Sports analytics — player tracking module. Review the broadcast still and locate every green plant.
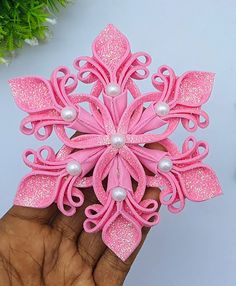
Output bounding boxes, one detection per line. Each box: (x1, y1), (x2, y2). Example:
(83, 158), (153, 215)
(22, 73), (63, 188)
(0, 0), (71, 64)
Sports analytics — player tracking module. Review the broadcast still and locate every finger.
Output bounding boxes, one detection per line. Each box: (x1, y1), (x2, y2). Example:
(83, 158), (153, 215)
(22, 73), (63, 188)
(3, 204), (58, 225)
(52, 187), (99, 241)
(145, 141), (167, 152)
(94, 186), (160, 286)
(77, 231), (106, 268)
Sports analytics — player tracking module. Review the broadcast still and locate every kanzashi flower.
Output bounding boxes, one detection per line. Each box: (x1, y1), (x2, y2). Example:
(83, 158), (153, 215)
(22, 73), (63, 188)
(9, 24), (222, 261)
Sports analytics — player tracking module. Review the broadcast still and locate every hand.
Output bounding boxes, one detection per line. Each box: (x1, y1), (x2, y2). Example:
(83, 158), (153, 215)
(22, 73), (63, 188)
(0, 143), (161, 286)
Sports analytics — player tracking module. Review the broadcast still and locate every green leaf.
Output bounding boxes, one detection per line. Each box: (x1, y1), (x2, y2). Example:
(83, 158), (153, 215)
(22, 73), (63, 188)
(0, 0), (71, 64)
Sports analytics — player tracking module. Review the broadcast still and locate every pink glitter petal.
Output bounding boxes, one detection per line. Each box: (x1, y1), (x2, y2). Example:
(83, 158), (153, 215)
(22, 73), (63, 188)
(176, 72), (215, 107)
(14, 173), (58, 208)
(102, 213), (142, 261)
(9, 77), (54, 113)
(93, 24), (130, 72)
(181, 165), (222, 201)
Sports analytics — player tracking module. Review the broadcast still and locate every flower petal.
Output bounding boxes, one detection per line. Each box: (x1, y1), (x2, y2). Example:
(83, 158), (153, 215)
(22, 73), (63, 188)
(175, 71), (215, 107)
(70, 146), (105, 176)
(181, 165), (222, 201)
(92, 24), (130, 73)
(93, 146), (118, 204)
(119, 146), (146, 202)
(102, 211), (142, 261)
(107, 155), (133, 193)
(103, 91), (128, 126)
(9, 77), (55, 113)
(131, 145), (166, 175)
(14, 172), (58, 208)
(129, 103), (167, 134)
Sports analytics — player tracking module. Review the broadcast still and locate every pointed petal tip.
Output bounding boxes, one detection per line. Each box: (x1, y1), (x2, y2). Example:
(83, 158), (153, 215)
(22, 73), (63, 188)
(102, 213), (142, 261)
(105, 23), (118, 31)
(213, 185), (223, 197)
(96, 24), (123, 41)
(8, 76), (54, 112)
(101, 24), (123, 35)
(8, 77), (21, 92)
(181, 166), (222, 202)
(115, 249), (133, 262)
(15, 173), (58, 208)
(8, 78), (14, 86)
(176, 71), (216, 107)
(206, 71), (216, 82)
(93, 24), (130, 72)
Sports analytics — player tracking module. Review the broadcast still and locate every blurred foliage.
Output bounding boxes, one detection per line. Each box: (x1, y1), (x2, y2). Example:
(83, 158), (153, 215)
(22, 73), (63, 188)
(0, 0), (70, 64)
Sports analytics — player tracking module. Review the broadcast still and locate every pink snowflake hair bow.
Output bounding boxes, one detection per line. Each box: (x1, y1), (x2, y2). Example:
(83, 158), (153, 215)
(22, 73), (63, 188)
(9, 24), (222, 261)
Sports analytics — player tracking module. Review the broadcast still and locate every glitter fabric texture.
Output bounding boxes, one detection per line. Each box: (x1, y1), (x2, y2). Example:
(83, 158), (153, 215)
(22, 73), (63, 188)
(9, 25), (222, 261)
(10, 77), (55, 111)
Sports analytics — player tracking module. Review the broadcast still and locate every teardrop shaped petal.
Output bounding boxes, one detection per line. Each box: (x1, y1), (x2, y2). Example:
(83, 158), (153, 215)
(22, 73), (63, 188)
(102, 213), (142, 261)
(93, 24), (130, 73)
(181, 165), (222, 201)
(176, 72), (215, 107)
(9, 77), (55, 113)
(15, 172), (58, 208)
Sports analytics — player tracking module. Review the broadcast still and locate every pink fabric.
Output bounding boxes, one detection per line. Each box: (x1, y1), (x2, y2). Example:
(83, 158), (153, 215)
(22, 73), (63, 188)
(9, 24), (222, 261)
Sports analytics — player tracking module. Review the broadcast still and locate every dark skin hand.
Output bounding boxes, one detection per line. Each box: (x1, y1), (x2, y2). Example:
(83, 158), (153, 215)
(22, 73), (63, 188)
(0, 142), (163, 286)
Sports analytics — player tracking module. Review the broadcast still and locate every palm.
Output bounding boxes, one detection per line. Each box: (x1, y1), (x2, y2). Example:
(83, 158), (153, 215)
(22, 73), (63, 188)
(0, 177), (160, 286)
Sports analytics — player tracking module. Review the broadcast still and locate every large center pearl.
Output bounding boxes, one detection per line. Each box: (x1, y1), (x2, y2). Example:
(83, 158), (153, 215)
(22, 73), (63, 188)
(105, 83), (121, 97)
(158, 158), (173, 173)
(61, 106), (77, 122)
(66, 160), (82, 176)
(155, 102), (170, 116)
(112, 187), (127, 201)
(111, 134), (126, 149)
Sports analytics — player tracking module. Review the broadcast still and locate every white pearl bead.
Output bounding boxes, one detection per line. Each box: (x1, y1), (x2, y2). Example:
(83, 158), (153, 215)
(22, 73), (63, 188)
(105, 83), (121, 97)
(111, 134), (126, 149)
(61, 107), (77, 122)
(158, 158), (173, 173)
(112, 187), (127, 201)
(66, 160), (82, 176)
(155, 102), (170, 116)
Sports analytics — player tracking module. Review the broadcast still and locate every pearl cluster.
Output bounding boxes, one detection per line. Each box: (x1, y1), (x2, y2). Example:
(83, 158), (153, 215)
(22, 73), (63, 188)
(158, 158), (173, 173)
(112, 187), (127, 201)
(61, 106), (77, 122)
(66, 160), (82, 176)
(155, 102), (170, 116)
(105, 83), (121, 97)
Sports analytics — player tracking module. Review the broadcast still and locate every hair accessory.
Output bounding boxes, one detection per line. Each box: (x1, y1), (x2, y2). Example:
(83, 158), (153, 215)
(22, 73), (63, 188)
(9, 25), (222, 261)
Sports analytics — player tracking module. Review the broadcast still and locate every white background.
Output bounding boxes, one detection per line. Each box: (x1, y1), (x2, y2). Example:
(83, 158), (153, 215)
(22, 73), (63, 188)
(0, 0), (235, 285)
